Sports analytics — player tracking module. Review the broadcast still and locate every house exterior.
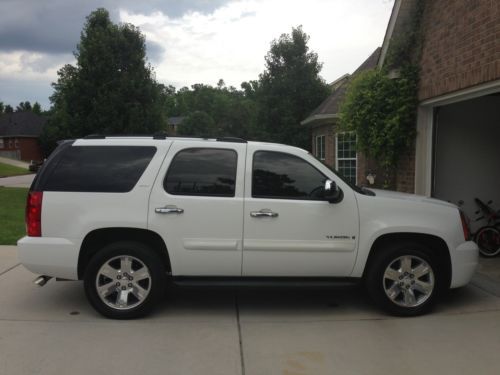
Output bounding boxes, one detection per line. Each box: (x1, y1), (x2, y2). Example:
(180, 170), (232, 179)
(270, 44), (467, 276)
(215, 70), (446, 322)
(0, 111), (46, 161)
(304, 0), (500, 222)
(301, 48), (381, 186)
(166, 116), (185, 136)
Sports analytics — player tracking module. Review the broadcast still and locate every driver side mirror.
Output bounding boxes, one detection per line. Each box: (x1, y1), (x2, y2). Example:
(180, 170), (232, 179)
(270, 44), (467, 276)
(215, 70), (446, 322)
(324, 180), (343, 203)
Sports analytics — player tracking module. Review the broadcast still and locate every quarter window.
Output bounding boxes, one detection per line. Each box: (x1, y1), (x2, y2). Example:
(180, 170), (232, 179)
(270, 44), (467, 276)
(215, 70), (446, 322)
(164, 148), (237, 197)
(315, 135), (325, 160)
(43, 146), (157, 192)
(336, 132), (357, 185)
(252, 151), (327, 200)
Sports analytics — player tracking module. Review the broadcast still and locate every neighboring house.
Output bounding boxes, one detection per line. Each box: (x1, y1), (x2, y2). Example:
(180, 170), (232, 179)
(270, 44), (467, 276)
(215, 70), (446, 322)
(304, 0), (500, 222)
(301, 48), (381, 186)
(0, 111), (46, 161)
(166, 116), (185, 136)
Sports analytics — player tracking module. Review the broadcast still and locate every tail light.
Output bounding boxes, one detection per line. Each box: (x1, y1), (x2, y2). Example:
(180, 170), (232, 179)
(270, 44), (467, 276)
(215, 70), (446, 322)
(26, 191), (43, 237)
(459, 210), (471, 241)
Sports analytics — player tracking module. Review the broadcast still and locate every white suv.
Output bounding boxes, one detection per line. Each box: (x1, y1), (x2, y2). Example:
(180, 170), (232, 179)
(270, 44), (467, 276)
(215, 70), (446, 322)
(18, 136), (478, 319)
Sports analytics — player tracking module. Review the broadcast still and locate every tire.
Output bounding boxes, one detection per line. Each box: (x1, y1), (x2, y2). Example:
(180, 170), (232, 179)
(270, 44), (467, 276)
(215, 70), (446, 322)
(365, 242), (441, 316)
(475, 226), (500, 257)
(84, 241), (167, 319)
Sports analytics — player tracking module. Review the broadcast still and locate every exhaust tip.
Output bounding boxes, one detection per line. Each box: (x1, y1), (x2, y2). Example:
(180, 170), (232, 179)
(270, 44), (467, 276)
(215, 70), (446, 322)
(33, 275), (52, 287)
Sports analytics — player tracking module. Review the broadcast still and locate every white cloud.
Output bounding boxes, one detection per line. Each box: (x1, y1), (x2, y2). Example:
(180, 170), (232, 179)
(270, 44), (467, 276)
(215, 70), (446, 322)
(121, 0), (394, 88)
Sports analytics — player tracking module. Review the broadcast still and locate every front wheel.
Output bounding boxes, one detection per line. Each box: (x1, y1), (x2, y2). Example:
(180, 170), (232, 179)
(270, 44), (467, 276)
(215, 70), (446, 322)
(365, 242), (440, 316)
(84, 241), (166, 319)
(475, 226), (500, 257)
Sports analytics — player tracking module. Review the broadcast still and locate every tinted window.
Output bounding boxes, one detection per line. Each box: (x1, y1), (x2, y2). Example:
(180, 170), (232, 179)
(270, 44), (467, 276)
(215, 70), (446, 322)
(164, 148), (237, 197)
(253, 151), (327, 200)
(43, 146), (156, 192)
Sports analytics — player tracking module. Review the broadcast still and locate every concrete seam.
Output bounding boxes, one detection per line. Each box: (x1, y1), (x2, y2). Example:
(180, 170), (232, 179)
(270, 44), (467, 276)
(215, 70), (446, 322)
(235, 293), (246, 375)
(0, 263), (20, 278)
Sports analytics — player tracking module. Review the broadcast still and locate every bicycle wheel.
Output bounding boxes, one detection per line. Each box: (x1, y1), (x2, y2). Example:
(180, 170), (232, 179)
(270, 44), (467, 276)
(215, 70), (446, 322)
(475, 226), (500, 257)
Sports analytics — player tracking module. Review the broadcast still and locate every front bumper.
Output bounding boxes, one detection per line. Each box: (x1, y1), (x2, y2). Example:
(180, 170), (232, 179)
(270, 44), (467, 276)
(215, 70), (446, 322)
(17, 236), (81, 280)
(450, 240), (479, 288)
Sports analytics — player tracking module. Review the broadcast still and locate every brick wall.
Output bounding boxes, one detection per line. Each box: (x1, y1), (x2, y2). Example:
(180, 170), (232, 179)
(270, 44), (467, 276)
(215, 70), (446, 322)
(419, 0), (500, 100)
(0, 137), (43, 161)
(395, 144), (416, 193)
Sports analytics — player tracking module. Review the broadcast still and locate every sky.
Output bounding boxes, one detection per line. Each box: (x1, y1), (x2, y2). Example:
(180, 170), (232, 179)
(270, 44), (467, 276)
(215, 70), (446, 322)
(0, 0), (395, 110)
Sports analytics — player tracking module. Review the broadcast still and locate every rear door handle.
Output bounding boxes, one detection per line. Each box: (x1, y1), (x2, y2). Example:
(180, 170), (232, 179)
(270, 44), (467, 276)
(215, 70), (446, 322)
(250, 209), (278, 218)
(155, 205), (184, 214)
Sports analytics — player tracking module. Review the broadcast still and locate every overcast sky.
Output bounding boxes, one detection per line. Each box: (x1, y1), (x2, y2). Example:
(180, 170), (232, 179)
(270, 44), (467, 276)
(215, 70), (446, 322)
(0, 0), (394, 109)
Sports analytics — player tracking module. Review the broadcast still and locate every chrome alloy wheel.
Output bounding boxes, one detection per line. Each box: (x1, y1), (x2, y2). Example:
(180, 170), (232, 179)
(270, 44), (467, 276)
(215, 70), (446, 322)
(382, 255), (435, 308)
(95, 255), (152, 310)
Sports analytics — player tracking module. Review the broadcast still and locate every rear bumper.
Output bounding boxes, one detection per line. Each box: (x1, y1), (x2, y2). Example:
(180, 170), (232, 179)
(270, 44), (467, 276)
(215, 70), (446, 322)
(450, 241), (478, 288)
(17, 236), (81, 280)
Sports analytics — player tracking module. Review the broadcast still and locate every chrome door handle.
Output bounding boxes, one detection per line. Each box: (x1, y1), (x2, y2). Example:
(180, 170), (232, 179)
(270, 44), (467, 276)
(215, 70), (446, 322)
(155, 205), (184, 214)
(250, 209), (278, 218)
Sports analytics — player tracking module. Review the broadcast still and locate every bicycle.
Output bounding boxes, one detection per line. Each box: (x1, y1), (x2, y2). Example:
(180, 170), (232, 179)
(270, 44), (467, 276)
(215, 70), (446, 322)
(473, 198), (500, 257)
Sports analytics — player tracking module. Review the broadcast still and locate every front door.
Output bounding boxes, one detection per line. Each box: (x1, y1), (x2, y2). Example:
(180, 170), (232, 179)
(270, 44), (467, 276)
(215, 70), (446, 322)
(242, 144), (359, 276)
(148, 141), (246, 276)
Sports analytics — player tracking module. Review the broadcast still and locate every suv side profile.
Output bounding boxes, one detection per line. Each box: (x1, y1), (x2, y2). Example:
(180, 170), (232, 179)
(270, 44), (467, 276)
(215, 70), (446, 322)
(18, 136), (478, 319)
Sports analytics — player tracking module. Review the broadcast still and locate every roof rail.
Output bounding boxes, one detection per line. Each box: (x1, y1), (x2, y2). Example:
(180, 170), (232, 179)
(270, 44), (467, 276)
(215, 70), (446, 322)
(82, 133), (168, 140)
(216, 137), (247, 143)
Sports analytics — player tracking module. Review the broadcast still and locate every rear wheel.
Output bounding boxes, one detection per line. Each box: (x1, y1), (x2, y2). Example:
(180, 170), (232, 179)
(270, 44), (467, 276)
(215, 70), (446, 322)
(84, 241), (166, 319)
(475, 226), (500, 257)
(365, 242), (441, 316)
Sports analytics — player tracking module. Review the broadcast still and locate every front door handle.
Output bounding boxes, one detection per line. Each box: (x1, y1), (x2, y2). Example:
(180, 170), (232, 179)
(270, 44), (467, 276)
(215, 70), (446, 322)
(250, 209), (278, 218)
(155, 205), (184, 214)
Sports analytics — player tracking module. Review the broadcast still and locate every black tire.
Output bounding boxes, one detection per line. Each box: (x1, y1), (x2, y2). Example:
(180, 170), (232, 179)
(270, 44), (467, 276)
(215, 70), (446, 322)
(475, 226), (500, 257)
(84, 241), (166, 319)
(365, 242), (442, 316)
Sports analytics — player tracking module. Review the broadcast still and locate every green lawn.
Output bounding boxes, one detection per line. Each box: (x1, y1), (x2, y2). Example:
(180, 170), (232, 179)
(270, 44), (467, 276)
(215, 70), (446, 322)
(0, 187), (28, 245)
(0, 162), (29, 177)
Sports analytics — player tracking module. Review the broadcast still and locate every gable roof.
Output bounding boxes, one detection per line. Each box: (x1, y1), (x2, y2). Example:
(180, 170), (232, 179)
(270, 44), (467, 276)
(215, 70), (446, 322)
(301, 47), (381, 126)
(0, 111), (46, 137)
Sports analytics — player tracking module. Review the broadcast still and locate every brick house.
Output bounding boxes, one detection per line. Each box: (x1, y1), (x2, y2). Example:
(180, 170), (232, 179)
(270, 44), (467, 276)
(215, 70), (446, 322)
(304, 0), (500, 222)
(301, 48), (381, 186)
(0, 111), (46, 161)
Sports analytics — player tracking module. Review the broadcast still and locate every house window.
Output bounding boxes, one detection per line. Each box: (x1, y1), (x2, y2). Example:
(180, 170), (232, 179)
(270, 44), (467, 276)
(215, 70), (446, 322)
(14, 139), (19, 149)
(315, 135), (326, 160)
(0, 139), (4, 148)
(336, 132), (357, 185)
(8, 139), (13, 148)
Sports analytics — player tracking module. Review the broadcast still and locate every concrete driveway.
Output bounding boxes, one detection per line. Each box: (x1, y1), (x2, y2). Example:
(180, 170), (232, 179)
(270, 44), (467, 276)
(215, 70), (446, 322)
(0, 174), (35, 188)
(1, 245), (500, 375)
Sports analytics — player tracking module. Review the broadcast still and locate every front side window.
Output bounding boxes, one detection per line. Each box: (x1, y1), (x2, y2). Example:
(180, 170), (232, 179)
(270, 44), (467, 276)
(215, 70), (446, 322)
(315, 135), (325, 160)
(252, 151), (327, 200)
(164, 148), (237, 197)
(336, 132), (357, 185)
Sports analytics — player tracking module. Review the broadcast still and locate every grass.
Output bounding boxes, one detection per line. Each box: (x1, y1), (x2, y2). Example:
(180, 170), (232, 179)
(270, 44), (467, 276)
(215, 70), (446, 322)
(0, 162), (29, 178)
(0, 187), (28, 245)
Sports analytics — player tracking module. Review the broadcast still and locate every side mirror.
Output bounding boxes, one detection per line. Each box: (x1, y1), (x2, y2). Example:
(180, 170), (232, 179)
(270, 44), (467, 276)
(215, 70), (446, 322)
(324, 180), (343, 203)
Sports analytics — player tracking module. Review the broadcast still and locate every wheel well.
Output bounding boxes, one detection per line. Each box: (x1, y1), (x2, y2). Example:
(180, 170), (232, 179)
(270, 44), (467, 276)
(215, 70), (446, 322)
(78, 228), (171, 279)
(363, 233), (452, 288)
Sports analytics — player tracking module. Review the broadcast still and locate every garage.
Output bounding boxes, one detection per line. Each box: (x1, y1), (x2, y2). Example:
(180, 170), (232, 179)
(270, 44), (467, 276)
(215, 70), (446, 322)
(432, 94), (500, 231)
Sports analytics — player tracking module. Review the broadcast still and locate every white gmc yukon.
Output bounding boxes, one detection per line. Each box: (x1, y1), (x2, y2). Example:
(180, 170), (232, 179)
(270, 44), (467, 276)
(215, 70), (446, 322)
(18, 136), (478, 319)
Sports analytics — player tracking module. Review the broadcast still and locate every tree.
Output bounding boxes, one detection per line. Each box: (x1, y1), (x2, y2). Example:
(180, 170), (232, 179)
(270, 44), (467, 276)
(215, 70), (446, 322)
(254, 26), (329, 149)
(32, 102), (42, 115)
(177, 111), (218, 138)
(42, 8), (167, 153)
(16, 101), (32, 112)
(4, 105), (13, 113)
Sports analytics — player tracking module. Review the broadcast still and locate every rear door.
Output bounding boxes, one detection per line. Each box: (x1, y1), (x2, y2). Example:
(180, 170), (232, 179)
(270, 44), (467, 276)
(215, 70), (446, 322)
(148, 140), (246, 276)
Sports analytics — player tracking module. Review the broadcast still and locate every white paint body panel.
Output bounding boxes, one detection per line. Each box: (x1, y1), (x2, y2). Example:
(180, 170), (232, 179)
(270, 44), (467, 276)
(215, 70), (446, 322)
(17, 138), (477, 290)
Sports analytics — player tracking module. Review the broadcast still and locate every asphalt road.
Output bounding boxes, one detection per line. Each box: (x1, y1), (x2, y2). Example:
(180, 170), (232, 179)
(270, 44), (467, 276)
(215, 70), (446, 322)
(1, 245), (499, 375)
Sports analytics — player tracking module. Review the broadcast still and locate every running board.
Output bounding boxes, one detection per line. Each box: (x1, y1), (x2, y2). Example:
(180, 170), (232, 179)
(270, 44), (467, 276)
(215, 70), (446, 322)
(172, 276), (360, 288)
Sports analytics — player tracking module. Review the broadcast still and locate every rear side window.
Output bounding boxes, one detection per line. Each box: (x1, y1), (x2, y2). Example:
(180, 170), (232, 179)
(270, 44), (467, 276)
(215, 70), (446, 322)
(164, 148), (237, 197)
(43, 146), (156, 192)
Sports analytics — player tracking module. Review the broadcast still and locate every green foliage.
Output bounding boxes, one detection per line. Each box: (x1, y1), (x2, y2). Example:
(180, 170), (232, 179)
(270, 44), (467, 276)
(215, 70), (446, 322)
(253, 26), (329, 149)
(170, 83), (259, 139)
(16, 101), (32, 112)
(339, 66), (419, 178)
(32, 102), (42, 115)
(0, 187), (28, 245)
(4, 105), (13, 113)
(41, 8), (167, 154)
